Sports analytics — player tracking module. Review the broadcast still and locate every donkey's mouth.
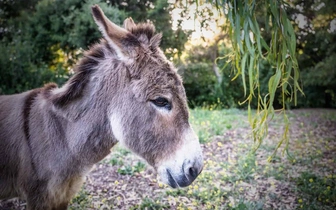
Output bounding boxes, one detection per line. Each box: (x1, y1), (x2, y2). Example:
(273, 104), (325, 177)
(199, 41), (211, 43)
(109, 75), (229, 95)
(166, 169), (192, 188)
(166, 169), (178, 188)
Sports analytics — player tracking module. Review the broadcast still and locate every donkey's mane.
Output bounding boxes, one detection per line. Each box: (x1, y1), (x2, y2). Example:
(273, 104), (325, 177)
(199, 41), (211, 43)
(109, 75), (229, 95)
(51, 42), (106, 107)
(125, 22), (161, 51)
(129, 23), (156, 40)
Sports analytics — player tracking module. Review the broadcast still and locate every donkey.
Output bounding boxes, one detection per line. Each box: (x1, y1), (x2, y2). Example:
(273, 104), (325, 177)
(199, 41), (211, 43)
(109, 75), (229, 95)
(0, 5), (203, 210)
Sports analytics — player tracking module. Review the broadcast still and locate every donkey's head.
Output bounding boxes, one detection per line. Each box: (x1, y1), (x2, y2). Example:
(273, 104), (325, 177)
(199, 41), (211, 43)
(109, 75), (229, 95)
(90, 5), (203, 188)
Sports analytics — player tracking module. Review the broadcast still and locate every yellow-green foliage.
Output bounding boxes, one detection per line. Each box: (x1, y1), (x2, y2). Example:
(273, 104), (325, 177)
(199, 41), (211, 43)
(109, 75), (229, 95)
(215, 0), (303, 155)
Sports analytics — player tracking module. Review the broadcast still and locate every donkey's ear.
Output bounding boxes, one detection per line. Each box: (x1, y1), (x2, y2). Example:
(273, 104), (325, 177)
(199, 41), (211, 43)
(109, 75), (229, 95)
(123, 17), (136, 31)
(91, 5), (129, 59)
(150, 33), (162, 48)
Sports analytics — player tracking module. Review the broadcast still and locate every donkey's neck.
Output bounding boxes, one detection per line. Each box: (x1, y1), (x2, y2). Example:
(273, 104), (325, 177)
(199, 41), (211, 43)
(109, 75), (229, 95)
(49, 41), (126, 164)
(68, 111), (117, 164)
(54, 84), (120, 164)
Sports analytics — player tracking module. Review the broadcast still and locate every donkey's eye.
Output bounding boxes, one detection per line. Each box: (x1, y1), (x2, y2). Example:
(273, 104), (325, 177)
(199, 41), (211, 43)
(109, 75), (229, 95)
(151, 97), (172, 110)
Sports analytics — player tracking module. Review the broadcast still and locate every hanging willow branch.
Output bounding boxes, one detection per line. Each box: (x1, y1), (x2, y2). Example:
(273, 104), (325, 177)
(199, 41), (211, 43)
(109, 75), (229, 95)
(210, 0), (303, 158)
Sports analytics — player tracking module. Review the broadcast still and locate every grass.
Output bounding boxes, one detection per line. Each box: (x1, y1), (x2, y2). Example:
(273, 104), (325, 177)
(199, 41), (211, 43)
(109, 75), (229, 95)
(67, 108), (336, 209)
(130, 198), (170, 210)
(295, 172), (336, 209)
(190, 108), (247, 143)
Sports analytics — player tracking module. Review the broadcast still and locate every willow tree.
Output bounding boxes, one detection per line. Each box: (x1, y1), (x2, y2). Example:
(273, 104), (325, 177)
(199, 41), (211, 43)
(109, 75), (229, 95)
(196, 0), (302, 157)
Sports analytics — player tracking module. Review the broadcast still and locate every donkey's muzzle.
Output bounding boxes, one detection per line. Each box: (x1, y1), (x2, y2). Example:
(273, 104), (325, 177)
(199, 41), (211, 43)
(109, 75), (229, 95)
(166, 159), (203, 188)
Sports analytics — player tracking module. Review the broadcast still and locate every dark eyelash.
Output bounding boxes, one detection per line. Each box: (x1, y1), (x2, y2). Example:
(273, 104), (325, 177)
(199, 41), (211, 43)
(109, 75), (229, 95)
(151, 97), (172, 110)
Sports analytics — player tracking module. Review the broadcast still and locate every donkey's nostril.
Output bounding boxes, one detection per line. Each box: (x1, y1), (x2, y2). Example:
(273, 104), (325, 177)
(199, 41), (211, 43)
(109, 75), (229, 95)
(183, 160), (201, 181)
(188, 166), (198, 180)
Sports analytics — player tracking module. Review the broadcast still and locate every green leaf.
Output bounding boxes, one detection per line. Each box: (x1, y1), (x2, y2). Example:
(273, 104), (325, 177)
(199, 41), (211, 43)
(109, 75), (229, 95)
(268, 69), (281, 107)
(235, 14), (244, 54)
(248, 17), (263, 56)
(244, 19), (254, 56)
(241, 53), (248, 96)
(248, 56), (255, 96)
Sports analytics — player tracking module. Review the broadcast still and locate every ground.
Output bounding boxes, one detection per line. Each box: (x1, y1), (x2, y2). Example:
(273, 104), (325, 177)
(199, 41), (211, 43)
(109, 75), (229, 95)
(1, 108), (335, 209)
